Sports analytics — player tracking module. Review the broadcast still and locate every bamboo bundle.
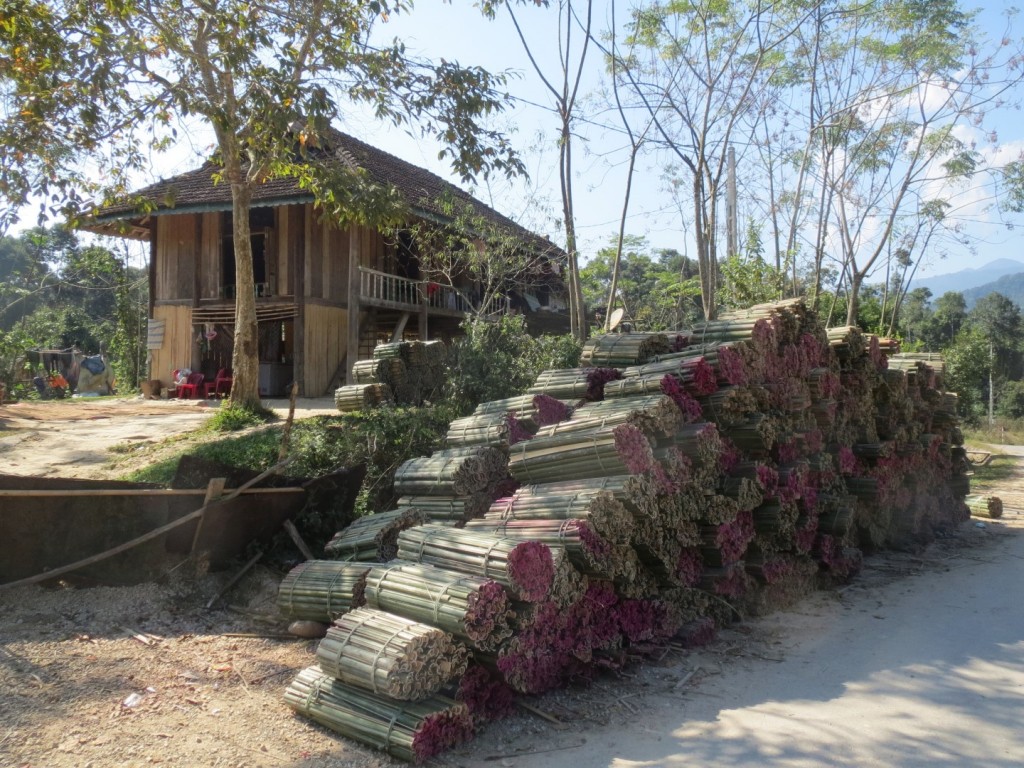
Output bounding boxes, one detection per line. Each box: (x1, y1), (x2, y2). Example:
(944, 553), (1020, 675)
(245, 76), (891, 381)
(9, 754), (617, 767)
(537, 394), (683, 440)
(654, 423), (724, 476)
(507, 426), (633, 485)
(611, 358), (719, 398)
(352, 358), (388, 385)
(700, 510), (755, 566)
(700, 385), (759, 426)
(324, 507), (426, 561)
(364, 561), (514, 650)
(396, 494), (489, 523)
(719, 476), (764, 511)
(638, 342), (747, 384)
(528, 367), (622, 401)
(722, 414), (778, 454)
(335, 383), (394, 412)
(393, 447), (507, 497)
(487, 486), (634, 544)
(473, 393), (575, 427)
(463, 517), (624, 580)
(396, 524), (555, 602)
(966, 495), (1003, 519)
(454, 663), (517, 724)
(580, 332), (672, 367)
(372, 342), (406, 361)
(827, 326), (867, 360)
(316, 608), (470, 700)
(445, 412), (516, 448)
(284, 666), (474, 763)
(277, 561), (369, 622)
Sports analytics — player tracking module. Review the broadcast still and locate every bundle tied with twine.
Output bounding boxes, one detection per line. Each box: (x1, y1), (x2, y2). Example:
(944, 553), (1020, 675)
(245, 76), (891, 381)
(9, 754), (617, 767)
(316, 607), (470, 701)
(324, 507), (426, 562)
(335, 383), (394, 413)
(363, 561), (514, 651)
(277, 561), (370, 622)
(284, 666), (474, 763)
(394, 446), (508, 498)
(396, 523), (556, 603)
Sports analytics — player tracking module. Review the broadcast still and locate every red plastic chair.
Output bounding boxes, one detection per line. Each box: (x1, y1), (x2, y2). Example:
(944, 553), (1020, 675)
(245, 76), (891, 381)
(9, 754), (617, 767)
(203, 368), (233, 398)
(177, 372), (205, 399)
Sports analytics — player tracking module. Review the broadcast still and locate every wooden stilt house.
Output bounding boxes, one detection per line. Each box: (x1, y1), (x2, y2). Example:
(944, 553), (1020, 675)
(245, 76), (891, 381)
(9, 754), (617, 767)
(85, 129), (568, 396)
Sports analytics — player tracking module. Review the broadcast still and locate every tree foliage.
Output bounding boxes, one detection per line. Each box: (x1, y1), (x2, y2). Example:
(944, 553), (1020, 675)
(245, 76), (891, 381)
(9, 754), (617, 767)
(1, 0), (525, 407)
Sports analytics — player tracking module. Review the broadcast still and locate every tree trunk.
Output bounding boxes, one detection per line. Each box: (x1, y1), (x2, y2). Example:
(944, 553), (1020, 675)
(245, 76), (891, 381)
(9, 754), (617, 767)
(228, 182), (261, 408)
(845, 271), (864, 327)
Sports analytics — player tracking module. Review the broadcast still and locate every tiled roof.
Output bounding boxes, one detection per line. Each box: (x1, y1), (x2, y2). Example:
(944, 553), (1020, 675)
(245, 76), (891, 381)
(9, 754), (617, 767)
(94, 127), (562, 257)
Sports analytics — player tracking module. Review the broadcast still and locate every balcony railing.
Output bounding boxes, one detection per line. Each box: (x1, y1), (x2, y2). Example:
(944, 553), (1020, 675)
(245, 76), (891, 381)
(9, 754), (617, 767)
(358, 267), (511, 317)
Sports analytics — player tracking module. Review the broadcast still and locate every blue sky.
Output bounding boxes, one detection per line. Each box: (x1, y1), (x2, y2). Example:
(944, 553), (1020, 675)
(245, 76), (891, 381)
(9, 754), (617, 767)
(348, 1), (1024, 281)
(9, 1), (1023, 283)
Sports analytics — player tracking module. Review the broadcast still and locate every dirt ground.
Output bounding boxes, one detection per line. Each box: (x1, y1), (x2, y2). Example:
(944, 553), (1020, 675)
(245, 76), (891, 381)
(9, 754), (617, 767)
(0, 396), (338, 478)
(1, 402), (1022, 768)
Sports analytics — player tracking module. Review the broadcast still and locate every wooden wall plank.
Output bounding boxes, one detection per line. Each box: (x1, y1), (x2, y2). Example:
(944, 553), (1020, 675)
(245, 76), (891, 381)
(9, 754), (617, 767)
(149, 304), (193, 386)
(200, 212), (220, 299)
(303, 303), (347, 396)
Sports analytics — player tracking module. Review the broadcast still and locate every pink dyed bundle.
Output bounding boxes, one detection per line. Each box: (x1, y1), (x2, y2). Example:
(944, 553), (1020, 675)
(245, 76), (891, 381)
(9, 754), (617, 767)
(457, 664), (517, 723)
(661, 374), (704, 422)
(585, 367), (623, 400)
(677, 616), (717, 648)
(533, 394), (573, 426)
(505, 414), (534, 446)
(717, 346), (747, 385)
(613, 423), (655, 474)
(505, 540), (557, 602)
(675, 547), (703, 587)
(412, 709), (476, 762)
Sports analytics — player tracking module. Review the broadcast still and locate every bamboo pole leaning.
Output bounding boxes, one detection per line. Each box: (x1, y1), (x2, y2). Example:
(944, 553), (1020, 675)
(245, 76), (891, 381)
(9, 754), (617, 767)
(316, 607), (470, 700)
(284, 666), (474, 763)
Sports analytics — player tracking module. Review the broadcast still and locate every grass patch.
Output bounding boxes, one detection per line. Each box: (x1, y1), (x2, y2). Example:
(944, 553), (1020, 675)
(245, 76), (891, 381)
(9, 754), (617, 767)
(203, 401), (275, 432)
(962, 418), (1024, 446)
(968, 452), (1018, 494)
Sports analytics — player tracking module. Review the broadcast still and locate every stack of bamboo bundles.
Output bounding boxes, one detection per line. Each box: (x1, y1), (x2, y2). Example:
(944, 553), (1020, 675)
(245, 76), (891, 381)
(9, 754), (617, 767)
(335, 383), (394, 412)
(286, 297), (976, 762)
(324, 507), (426, 561)
(277, 561), (370, 622)
(284, 666), (473, 762)
(316, 607), (470, 700)
(344, 340), (449, 407)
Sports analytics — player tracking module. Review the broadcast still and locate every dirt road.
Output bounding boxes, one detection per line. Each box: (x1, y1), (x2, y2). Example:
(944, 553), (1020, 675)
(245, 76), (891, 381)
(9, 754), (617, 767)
(0, 396), (338, 478)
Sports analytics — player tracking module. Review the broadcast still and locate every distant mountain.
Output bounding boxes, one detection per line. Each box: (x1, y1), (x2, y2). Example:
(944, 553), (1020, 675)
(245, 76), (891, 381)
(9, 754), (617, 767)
(960, 273), (1024, 310)
(912, 258), (1024, 298)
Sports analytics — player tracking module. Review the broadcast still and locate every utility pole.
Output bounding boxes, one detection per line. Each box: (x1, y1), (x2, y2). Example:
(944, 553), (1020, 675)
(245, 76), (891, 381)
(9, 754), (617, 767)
(726, 145), (738, 258)
(989, 341), (995, 425)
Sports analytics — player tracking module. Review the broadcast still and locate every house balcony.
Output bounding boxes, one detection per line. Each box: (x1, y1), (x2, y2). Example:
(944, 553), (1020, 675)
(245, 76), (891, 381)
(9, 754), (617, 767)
(357, 267), (510, 318)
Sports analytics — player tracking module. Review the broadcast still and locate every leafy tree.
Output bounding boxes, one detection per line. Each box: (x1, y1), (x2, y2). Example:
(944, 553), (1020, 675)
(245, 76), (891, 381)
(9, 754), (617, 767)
(967, 291), (1023, 382)
(1, 0), (524, 409)
(930, 291), (967, 348)
(996, 380), (1024, 421)
(943, 326), (989, 420)
(443, 315), (581, 415)
(580, 237), (701, 330)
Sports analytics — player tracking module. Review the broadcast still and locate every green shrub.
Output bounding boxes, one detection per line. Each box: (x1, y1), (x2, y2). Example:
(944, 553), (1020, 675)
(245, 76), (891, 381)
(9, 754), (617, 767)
(205, 401), (275, 431)
(444, 316), (581, 415)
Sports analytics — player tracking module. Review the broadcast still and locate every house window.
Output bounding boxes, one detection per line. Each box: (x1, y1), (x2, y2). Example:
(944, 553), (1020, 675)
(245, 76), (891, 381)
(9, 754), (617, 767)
(221, 208), (274, 298)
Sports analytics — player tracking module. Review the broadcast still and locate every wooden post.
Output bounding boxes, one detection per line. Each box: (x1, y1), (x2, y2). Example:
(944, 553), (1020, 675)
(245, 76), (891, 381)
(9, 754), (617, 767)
(190, 477), (227, 555)
(420, 283), (429, 341)
(346, 225), (361, 385)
